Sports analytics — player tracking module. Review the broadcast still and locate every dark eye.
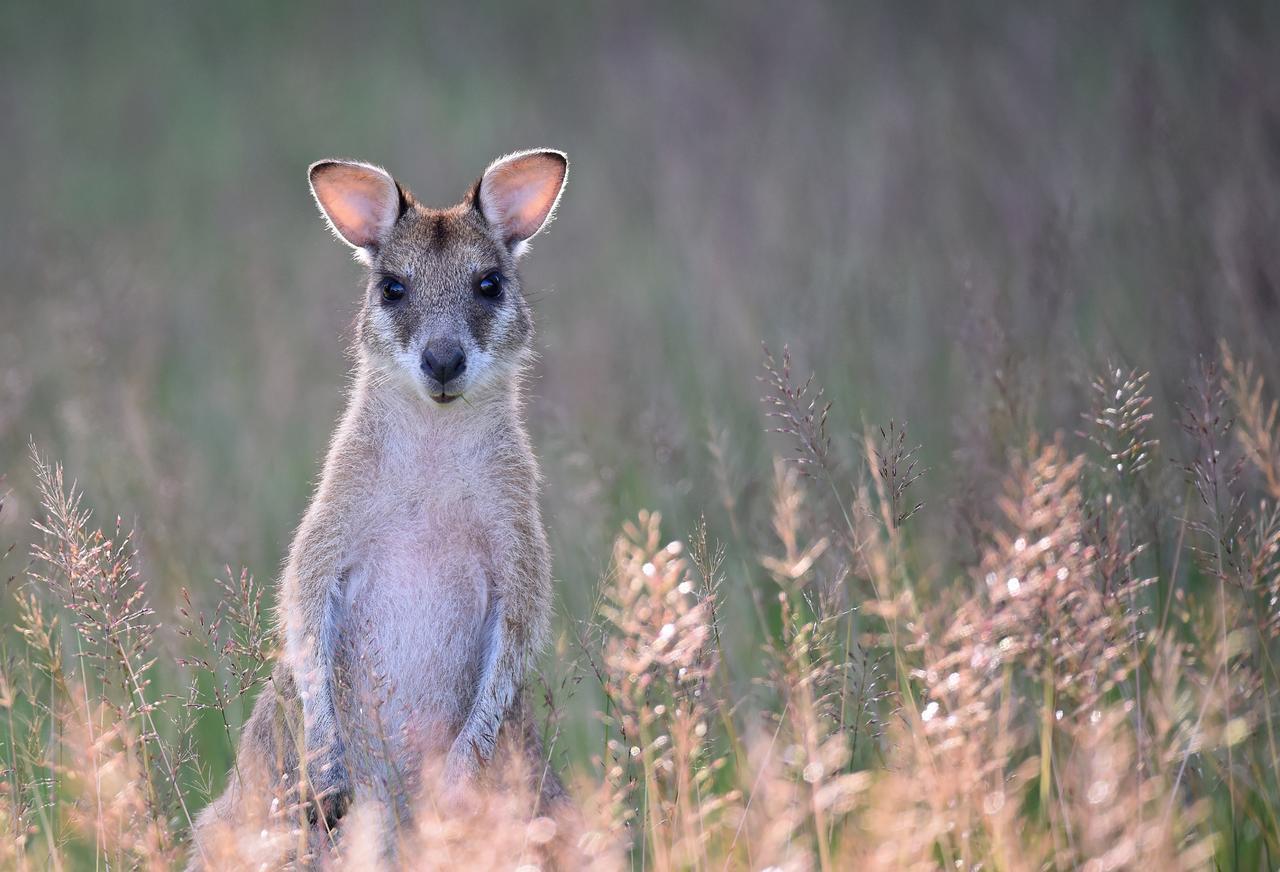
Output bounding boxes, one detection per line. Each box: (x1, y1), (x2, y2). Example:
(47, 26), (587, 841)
(381, 279), (406, 303)
(476, 270), (504, 299)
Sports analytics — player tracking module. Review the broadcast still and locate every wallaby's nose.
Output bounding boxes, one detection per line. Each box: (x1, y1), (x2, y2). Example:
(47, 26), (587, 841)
(421, 341), (467, 386)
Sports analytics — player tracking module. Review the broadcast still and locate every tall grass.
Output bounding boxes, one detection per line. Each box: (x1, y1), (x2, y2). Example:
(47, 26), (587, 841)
(3, 342), (1280, 869)
(4, 3), (1280, 869)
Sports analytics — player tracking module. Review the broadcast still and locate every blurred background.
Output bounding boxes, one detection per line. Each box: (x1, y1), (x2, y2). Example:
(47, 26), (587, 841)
(2, 0), (1279, 777)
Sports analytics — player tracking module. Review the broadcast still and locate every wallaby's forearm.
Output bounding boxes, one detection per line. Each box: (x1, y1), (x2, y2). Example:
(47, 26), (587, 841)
(280, 492), (356, 800)
(283, 565), (341, 752)
(451, 606), (524, 767)
(450, 510), (551, 772)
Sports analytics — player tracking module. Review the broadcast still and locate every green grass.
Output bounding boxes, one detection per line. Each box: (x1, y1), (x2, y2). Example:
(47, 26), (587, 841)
(2, 2), (1280, 868)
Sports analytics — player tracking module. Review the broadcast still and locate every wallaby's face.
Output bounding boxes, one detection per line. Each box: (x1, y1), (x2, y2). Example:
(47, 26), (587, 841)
(309, 150), (568, 405)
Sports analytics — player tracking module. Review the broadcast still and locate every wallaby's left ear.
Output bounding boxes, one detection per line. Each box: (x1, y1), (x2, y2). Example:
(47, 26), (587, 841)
(476, 149), (568, 256)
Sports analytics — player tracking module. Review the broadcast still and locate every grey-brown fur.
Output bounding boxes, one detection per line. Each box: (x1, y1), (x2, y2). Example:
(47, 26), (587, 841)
(360, 199), (529, 358)
(188, 150), (569, 869)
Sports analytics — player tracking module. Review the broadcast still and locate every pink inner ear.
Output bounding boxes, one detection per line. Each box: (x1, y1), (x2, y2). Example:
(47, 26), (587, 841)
(312, 164), (399, 249)
(480, 154), (566, 246)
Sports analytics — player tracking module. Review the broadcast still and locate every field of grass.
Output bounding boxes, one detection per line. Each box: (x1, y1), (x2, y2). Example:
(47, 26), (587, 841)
(3, 2), (1280, 868)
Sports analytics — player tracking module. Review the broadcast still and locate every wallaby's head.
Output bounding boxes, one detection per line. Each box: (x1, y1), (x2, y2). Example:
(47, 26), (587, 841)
(308, 150), (568, 405)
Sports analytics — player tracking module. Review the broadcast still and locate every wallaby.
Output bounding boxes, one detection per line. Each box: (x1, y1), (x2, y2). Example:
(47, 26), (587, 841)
(188, 149), (569, 868)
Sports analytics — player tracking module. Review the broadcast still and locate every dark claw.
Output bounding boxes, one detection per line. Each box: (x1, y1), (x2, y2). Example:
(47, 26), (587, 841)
(307, 784), (352, 830)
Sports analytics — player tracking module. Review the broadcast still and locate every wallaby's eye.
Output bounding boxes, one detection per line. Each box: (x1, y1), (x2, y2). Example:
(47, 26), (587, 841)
(380, 279), (406, 303)
(476, 270), (504, 300)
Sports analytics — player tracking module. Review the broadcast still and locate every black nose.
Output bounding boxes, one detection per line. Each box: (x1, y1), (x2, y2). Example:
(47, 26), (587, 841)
(421, 342), (467, 385)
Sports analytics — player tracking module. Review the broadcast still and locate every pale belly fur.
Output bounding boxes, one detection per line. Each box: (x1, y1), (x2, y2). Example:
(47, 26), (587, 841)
(331, 504), (492, 802)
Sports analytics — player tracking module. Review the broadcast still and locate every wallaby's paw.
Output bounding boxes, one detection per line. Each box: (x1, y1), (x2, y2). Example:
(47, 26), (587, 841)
(309, 784), (353, 831)
(444, 733), (484, 782)
(438, 774), (481, 816)
(439, 738), (485, 812)
(305, 758), (353, 831)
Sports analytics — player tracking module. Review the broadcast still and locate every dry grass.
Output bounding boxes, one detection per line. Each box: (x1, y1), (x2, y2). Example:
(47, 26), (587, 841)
(1, 342), (1278, 870)
(3, 10), (1280, 868)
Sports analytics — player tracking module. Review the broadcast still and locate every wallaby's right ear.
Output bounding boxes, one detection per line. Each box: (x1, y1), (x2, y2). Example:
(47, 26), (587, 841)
(308, 160), (405, 258)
